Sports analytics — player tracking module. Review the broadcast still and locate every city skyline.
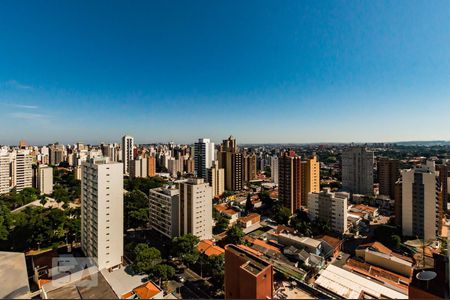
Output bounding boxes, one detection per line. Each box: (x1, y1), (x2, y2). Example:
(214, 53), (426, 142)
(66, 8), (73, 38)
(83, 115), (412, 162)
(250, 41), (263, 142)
(1, 1), (450, 145)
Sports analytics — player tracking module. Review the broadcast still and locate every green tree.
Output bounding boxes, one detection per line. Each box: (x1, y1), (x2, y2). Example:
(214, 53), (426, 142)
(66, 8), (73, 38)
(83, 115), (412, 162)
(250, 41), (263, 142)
(213, 214), (230, 234)
(124, 190), (150, 229)
(172, 234), (200, 266)
(151, 264), (175, 283)
(206, 254), (224, 289)
(273, 205), (291, 225)
(0, 203), (12, 240)
(133, 243), (162, 274)
(223, 224), (244, 245)
(389, 235), (401, 250)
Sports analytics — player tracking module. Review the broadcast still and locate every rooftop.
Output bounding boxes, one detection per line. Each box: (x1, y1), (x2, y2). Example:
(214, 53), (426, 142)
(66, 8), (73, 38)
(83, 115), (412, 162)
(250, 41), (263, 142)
(197, 240), (225, 257)
(0, 251), (30, 299)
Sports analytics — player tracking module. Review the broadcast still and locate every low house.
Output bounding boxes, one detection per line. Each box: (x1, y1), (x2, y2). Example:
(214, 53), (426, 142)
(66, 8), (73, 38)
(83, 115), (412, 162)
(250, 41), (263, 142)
(315, 235), (343, 258)
(283, 246), (324, 269)
(349, 204), (379, 220)
(214, 204), (240, 224)
(237, 213), (261, 229)
(121, 281), (164, 299)
(275, 232), (323, 256)
(355, 242), (413, 277)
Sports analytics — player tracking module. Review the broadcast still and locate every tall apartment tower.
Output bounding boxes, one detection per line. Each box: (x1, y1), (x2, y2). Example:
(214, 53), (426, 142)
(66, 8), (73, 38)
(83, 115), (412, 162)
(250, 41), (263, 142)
(194, 138), (215, 180)
(36, 165), (53, 195)
(0, 153), (10, 195)
(81, 157), (123, 270)
(207, 161), (225, 198)
(147, 155), (156, 177)
(224, 244), (273, 299)
(149, 185), (180, 238)
(342, 147), (374, 195)
(271, 156), (279, 185)
(301, 155), (320, 202)
(179, 178), (212, 240)
(436, 162), (449, 213)
(218, 136), (243, 191)
(377, 157), (400, 199)
(307, 189), (349, 234)
(243, 152), (257, 183)
(15, 152), (33, 192)
(278, 151), (302, 214)
(401, 161), (442, 242)
(394, 179), (403, 228)
(130, 157), (148, 178)
(122, 135), (134, 175)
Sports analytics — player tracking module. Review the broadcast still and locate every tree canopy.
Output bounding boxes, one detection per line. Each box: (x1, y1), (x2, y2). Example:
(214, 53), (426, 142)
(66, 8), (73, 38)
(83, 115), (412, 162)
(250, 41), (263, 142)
(223, 224), (244, 245)
(171, 234), (200, 265)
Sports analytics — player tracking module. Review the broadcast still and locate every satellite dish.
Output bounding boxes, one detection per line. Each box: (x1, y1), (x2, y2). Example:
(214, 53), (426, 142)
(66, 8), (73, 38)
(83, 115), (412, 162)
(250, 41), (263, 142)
(416, 270), (437, 281)
(416, 270), (437, 289)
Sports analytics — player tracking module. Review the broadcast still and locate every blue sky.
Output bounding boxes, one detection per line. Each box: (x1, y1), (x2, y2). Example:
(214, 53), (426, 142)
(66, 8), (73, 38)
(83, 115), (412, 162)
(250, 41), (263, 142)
(0, 1), (449, 145)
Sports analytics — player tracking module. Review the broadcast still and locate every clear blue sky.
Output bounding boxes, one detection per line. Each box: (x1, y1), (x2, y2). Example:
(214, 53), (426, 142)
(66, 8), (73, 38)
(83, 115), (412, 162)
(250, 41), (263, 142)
(1, 1), (449, 145)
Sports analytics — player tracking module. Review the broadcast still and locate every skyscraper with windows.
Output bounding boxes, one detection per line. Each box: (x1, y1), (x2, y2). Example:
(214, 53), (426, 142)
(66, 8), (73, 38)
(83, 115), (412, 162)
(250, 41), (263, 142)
(81, 157), (123, 270)
(122, 135), (134, 175)
(194, 138), (215, 180)
(342, 147), (374, 195)
(278, 151), (302, 214)
(14, 152), (32, 192)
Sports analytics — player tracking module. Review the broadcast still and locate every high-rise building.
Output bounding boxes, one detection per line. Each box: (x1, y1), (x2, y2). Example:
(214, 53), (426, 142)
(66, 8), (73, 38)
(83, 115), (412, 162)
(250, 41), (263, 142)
(168, 157), (184, 178)
(271, 156), (279, 185)
(218, 136), (243, 191)
(243, 152), (257, 183)
(278, 151), (302, 214)
(377, 157), (400, 200)
(184, 157), (195, 174)
(101, 143), (117, 162)
(301, 155), (320, 202)
(207, 161), (225, 198)
(149, 185), (180, 238)
(14, 152), (32, 192)
(122, 135), (134, 175)
(342, 147), (374, 195)
(436, 162), (449, 213)
(130, 157), (148, 178)
(194, 138), (215, 180)
(81, 157), (123, 270)
(49, 144), (65, 166)
(394, 179), (403, 228)
(147, 155), (156, 177)
(224, 244), (273, 299)
(36, 165), (53, 195)
(179, 178), (212, 240)
(401, 161), (442, 242)
(0, 153), (10, 195)
(307, 189), (349, 234)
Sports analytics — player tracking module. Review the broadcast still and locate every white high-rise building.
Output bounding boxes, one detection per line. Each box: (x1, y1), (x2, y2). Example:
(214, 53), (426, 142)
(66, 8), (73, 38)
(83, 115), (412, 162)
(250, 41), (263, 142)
(36, 165), (53, 195)
(14, 152), (33, 192)
(179, 178), (213, 240)
(342, 147), (374, 195)
(207, 160), (224, 198)
(0, 153), (10, 195)
(194, 138), (215, 181)
(401, 161), (441, 242)
(271, 156), (279, 185)
(308, 189), (349, 234)
(81, 157), (123, 270)
(149, 185), (180, 238)
(122, 135), (134, 175)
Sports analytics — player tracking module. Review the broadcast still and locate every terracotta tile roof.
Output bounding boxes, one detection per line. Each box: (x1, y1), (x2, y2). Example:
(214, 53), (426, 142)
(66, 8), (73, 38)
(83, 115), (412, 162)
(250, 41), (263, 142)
(245, 236), (281, 254)
(197, 240), (225, 257)
(359, 241), (392, 255)
(238, 213), (260, 224)
(352, 204), (378, 213)
(134, 281), (162, 299)
(315, 235), (342, 249)
(124, 281), (162, 299)
(238, 245), (264, 257)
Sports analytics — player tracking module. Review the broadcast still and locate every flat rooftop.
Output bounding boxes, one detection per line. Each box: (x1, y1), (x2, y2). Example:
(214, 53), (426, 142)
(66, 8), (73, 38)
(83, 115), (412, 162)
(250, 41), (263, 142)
(46, 272), (117, 299)
(226, 244), (272, 276)
(0, 251), (30, 299)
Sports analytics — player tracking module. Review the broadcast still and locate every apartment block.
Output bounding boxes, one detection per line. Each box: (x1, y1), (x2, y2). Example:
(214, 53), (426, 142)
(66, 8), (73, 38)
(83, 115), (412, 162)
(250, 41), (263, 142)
(81, 157), (123, 270)
(149, 185), (180, 238)
(342, 147), (374, 195)
(179, 178), (212, 240)
(308, 189), (349, 234)
(36, 164), (53, 195)
(301, 155), (320, 203)
(14, 152), (33, 192)
(278, 151), (302, 214)
(207, 161), (224, 198)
